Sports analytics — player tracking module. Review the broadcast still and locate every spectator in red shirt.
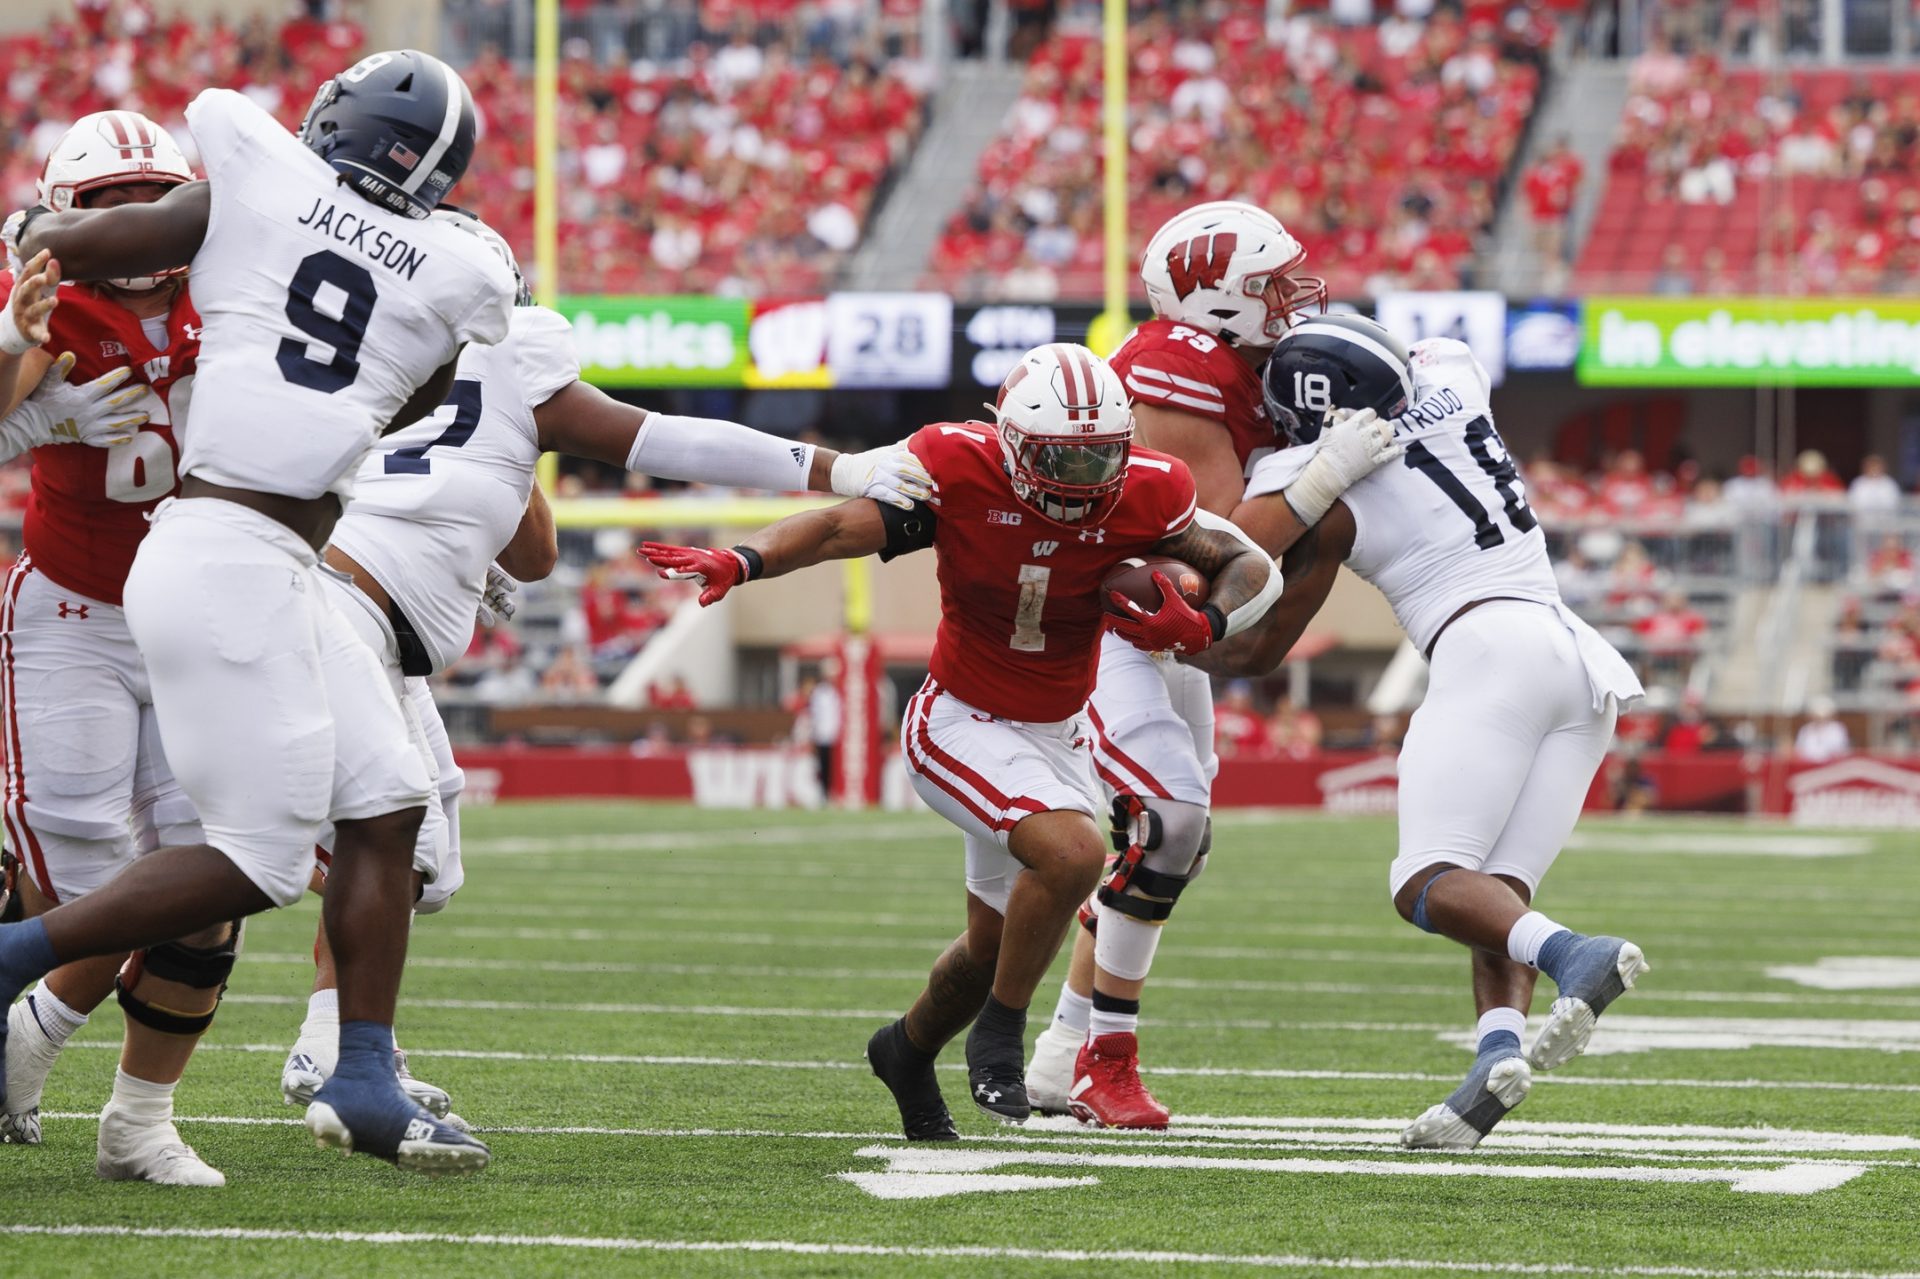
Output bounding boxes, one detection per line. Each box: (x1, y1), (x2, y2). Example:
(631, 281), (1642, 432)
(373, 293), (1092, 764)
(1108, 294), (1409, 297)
(1636, 590), (1707, 653)
(1214, 682), (1270, 759)
(1661, 697), (1710, 756)
(1599, 450), (1662, 515)
(1779, 449), (1845, 497)
(1523, 135), (1584, 263)
(648, 676), (699, 711)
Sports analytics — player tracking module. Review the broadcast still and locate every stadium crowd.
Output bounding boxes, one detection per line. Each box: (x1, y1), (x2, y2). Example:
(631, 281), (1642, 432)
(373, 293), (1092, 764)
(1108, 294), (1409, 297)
(926, 1), (1558, 300)
(0, 0), (929, 297)
(1577, 53), (1920, 291)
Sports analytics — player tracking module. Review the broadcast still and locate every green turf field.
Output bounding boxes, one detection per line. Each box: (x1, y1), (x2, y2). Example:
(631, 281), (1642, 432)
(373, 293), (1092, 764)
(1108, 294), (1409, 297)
(4, 803), (1918, 1278)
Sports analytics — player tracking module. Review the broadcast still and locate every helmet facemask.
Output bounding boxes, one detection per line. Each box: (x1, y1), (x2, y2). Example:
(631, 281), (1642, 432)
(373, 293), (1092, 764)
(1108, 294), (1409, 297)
(998, 421), (1130, 525)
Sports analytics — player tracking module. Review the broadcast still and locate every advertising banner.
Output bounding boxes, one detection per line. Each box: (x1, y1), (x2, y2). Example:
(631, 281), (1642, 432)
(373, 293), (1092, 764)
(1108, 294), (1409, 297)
(563, 294), (957, 389)
(1579, 297), (1920, 386)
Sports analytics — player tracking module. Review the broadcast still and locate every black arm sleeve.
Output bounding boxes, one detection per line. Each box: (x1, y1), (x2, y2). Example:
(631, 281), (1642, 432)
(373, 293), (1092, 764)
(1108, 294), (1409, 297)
(877, 499), (938, 562)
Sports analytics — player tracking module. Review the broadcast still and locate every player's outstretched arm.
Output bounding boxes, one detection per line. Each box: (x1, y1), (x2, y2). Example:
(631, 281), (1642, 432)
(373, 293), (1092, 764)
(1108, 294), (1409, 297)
(18, 181), (210, 283)
(533, 379), (929, 507)
(496, 485), (557, 584)
(638, 498), (902, 607)
(1187, 499), (1356, 677)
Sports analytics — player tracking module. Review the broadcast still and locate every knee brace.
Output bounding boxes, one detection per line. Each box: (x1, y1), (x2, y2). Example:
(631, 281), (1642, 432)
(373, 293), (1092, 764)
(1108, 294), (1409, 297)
(116, 920), (243, 1036)
(1408, 868), (1457, 935)
(1095, 797), (1209, 924)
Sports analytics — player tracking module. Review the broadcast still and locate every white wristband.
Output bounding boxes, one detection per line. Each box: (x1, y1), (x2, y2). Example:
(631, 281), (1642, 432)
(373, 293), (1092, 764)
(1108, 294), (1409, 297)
(0, 302), (32, 357)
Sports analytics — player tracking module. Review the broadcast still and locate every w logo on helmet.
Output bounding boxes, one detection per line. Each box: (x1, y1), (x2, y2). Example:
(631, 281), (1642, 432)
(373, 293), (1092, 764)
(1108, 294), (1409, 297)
(1164, 233), (1238, 300)
(97, 112), (158, 163)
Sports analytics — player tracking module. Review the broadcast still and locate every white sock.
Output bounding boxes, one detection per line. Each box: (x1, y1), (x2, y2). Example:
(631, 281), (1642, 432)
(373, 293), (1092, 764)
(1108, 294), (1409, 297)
(1050, 986), (1092, 1034)
(108, 1068), (176, 1121)
(1476, 1006), (1528, 1051)
(301, 988), (339, 1036)
(1092, 905), (1165, 983)
(1088, 1004), (1139, 1040)
(1506, 911), (1570, 969)
(27, 984), (89, 1046)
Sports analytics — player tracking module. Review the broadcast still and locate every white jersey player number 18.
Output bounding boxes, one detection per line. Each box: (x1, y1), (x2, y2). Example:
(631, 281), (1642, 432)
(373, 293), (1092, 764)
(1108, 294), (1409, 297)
(1400, 411), (1537, 552)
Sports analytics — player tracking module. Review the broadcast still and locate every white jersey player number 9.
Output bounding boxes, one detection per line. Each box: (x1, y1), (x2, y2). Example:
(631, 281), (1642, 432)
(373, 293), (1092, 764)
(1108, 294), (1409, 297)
(276, 252), (379, 395)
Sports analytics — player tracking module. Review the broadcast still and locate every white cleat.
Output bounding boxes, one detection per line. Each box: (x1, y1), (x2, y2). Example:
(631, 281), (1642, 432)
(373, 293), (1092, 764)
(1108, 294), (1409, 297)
(96, 1107), (226, 1186)
(1402, 1055), (1533, 1152)
(4, 995), (67, 1145)
(281, 1049), (328, 1109)
(393, 1048), (456, 1122)
(1529, 940), (1651, 1073)
(1025, 1020), (1081, 1117)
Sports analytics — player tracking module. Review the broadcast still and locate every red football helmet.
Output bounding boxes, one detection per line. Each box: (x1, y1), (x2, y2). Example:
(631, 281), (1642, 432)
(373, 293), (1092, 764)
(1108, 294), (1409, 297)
(991, 343), (1134, 526)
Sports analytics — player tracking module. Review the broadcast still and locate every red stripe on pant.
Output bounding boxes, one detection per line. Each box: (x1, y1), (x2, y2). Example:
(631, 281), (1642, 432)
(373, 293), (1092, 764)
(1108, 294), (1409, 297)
(1085, 702), (1175, 801)
(0, 557), (56, 902)
(906, 680), (1044, 835)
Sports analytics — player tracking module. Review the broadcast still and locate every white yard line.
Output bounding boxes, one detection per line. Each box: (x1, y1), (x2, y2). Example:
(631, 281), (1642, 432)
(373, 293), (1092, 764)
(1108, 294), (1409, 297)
(52, 1039), (1920, 1094)
(461, 822), (948, 857)
(845, 1144), (1869, 1196)
(233, 950), (1920, 1010)
(6, 1223), (1911, 1276)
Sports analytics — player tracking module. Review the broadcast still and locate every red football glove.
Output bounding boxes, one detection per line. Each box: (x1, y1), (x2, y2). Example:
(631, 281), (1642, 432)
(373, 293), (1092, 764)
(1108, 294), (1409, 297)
(639, 542), (750, 607)
(1107, 571), (1221, 655)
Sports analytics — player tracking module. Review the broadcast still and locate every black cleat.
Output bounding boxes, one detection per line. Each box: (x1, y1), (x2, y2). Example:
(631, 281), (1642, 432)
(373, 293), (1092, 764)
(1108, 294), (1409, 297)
(964, 1014), (1030, 1125)
(865, 1021), (957, 1141)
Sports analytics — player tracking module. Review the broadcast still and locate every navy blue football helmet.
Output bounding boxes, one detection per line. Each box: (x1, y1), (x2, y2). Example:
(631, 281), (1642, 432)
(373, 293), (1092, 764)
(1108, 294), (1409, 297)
(1260, 314), (1414, 447)
(299, 49), (477, 220)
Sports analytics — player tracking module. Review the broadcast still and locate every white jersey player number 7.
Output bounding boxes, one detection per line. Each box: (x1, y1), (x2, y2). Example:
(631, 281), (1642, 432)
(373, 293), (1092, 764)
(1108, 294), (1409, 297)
(179, 89), (515, 502)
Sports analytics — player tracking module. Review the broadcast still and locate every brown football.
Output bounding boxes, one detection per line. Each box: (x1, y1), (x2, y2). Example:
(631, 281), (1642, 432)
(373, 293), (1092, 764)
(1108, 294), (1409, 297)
(1102, 556), (1210, 619)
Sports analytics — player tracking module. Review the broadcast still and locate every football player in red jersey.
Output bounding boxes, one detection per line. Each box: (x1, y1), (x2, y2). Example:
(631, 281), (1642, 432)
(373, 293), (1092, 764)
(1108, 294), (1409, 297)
(0, 112), (236, 1185)
(639, 343), (1281, 1138)
(1027, 202), (1401, 1126)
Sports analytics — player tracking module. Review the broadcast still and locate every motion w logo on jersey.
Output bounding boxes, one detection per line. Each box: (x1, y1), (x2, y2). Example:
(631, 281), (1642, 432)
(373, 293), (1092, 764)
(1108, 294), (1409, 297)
(1031, 540), (1059, 558)
(1165, 233), (1237, 300)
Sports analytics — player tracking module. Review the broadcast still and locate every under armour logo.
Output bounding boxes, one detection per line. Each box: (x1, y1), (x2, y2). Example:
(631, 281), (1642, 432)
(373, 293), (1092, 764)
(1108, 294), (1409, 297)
(1077, 527), (1107, 544)
(974, 1084), (1002, 1103)
(55, 602), (88, 620)
(1031, 540), (1059, 557)
(184, 323), (205, 341)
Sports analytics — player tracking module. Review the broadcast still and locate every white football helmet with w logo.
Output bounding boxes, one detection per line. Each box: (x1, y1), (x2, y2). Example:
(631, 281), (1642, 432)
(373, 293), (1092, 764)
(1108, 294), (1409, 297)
(991, 342), (1135, 527)
(37, 111), (195, 291)
(1140, 201), (1325, 350)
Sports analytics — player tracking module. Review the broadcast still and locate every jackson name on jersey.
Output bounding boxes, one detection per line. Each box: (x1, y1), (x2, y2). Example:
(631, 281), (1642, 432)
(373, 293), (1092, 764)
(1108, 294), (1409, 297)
(329, 305), (578, 674)
(178, 88), (514, 501)
(1245, 338), (1559, 653)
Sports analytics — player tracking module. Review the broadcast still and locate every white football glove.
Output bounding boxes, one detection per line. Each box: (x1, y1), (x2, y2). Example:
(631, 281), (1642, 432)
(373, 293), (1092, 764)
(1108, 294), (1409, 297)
(476, 561), (520, 626)
(829, 443), (934, 510)
(1285, 407), (1402, 525)
(0, 353), (148, 464)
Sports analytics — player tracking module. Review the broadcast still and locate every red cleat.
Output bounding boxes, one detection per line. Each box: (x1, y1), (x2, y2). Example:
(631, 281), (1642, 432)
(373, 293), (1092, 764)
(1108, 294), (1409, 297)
(1067, 1033), (1170, 1130)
